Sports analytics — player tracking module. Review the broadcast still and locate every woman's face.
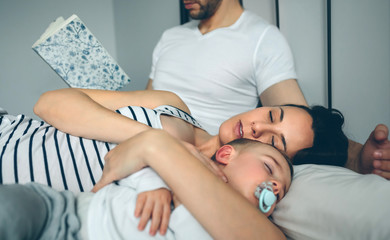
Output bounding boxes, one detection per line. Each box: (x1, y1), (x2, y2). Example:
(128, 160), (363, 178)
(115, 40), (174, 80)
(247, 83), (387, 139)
(218, 106), (314, 158)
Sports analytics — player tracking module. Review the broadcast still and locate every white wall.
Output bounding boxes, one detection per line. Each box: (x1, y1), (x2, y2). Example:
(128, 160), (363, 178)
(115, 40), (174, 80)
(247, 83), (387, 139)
(279, 0), (327, 106)
(113, 0), (180, 91)
(332, 0), (390, 142)
(243, 0), (275, 24)
(0, 0), (116, 119)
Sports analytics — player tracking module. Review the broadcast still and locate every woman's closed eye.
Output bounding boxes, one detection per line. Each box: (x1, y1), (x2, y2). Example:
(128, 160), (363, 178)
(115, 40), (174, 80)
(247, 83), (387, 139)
(269, 110), (273, 122)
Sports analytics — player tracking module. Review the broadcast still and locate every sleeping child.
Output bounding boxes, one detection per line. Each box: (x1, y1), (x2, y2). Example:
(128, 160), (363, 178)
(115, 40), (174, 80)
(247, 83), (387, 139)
(0, 130), (293, 240)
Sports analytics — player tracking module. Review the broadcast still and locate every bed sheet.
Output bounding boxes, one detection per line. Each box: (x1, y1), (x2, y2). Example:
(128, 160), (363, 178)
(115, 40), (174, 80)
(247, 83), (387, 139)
(272, 164), (390, 240)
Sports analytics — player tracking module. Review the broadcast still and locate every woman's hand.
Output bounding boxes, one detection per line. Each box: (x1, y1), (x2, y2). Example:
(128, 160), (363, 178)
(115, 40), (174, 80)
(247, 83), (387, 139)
(92, 132), (151, 192)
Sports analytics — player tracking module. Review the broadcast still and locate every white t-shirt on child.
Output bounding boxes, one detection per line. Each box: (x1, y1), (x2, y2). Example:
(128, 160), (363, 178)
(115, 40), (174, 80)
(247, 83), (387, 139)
(78, 168), (212, 240)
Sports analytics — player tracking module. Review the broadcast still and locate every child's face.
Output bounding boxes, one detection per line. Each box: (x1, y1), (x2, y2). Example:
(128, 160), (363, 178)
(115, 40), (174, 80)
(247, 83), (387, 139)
(216, 143), (292, 216)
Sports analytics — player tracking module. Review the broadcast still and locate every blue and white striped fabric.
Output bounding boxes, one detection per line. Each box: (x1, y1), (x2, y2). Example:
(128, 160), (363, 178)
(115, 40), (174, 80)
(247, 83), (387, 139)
(0, 105), (202, 192)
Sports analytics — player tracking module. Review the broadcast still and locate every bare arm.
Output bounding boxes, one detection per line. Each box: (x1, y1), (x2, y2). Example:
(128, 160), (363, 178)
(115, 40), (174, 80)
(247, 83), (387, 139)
(93, 130), (286, 240)
(344, 140), (363, 172)
(34, 88), (189, 143)
(260, 79), (308, 107)
(146, 78), (154, 90)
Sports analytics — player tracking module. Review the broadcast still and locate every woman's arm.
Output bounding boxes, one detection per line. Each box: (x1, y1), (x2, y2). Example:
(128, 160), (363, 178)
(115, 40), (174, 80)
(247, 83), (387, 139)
(34, 88), (189, 143)
(93, 130), (286, 240)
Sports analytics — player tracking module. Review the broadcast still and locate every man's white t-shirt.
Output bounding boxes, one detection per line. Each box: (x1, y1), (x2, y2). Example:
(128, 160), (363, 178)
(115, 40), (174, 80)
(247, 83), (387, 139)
(150, 10), (297, 135)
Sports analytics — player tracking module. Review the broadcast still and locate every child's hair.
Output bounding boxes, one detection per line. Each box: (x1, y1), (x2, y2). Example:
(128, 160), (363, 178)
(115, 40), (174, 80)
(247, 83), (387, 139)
(212, 138), (294, 181)
(283, 104), (349, 167)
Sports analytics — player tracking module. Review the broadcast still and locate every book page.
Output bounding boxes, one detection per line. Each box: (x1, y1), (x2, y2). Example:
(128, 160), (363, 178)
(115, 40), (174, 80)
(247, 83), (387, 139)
(32, 15), (78, 48)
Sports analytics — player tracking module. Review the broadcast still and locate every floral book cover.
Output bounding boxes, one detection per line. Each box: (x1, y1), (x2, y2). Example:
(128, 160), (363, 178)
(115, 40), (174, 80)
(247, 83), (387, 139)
(32, 15), (131, 90)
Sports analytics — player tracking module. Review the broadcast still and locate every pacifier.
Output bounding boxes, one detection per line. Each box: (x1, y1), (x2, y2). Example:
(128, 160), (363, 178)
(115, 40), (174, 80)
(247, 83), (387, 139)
(254, 181), (277, 214)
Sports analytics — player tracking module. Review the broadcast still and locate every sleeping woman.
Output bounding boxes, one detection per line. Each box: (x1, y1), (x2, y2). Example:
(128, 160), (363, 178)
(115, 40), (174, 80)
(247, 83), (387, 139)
(0, 88), (347, 192)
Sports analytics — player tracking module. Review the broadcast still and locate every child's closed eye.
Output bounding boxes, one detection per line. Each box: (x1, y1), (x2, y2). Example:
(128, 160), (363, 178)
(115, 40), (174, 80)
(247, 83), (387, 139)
(264, 162), (273, 174)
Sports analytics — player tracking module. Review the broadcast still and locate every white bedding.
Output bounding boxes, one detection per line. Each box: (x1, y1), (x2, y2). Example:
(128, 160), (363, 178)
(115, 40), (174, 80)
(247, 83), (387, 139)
(272, 164), (390, 240)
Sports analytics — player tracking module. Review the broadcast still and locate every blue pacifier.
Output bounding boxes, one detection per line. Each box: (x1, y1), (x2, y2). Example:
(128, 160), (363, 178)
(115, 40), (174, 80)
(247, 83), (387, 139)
(254, 181), (277, 214)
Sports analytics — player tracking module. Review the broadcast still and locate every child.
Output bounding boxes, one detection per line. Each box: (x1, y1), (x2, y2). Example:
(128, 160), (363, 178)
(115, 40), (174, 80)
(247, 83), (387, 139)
(0, 130), (293, 240)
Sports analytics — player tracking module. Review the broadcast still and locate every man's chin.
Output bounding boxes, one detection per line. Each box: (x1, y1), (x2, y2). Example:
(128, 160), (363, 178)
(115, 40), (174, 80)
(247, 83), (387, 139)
(188, 9), (208, 20)
(189, 13), (201, 20)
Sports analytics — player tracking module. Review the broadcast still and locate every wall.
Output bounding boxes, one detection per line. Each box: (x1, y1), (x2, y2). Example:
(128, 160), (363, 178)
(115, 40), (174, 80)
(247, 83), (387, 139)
(243, 0), (275, 24)
(0, 0), (116, 119)
(113, 0), (180, 91)
(332, 0), (390, 142)
(279, 0), (327, 106)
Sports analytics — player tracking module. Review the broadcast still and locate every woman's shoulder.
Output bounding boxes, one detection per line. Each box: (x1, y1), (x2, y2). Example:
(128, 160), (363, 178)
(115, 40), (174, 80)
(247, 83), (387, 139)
(154, 105), (203, 129)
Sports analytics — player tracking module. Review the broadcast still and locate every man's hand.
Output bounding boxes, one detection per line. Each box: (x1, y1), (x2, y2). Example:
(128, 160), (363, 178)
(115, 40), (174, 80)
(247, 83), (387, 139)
(135, 189), (172, 236)
(360, 124), (390, 179)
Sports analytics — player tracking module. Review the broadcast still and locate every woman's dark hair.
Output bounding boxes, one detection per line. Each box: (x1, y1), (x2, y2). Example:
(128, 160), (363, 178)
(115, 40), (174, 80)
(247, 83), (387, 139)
(283, 104), (349, 167)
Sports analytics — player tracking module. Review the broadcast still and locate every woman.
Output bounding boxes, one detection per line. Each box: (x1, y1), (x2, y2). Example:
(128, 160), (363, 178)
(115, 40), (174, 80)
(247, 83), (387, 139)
(34, 88), (347, 163)
(1, 88), (347, 193)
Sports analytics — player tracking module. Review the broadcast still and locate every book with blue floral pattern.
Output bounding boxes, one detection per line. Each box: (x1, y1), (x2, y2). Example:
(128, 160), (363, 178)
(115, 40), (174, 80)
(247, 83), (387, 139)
(32, 14), (131, 90)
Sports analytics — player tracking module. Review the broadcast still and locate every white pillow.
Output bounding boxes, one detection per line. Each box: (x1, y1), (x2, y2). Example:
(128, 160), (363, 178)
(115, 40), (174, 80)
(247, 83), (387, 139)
(271, 164), (390, 240)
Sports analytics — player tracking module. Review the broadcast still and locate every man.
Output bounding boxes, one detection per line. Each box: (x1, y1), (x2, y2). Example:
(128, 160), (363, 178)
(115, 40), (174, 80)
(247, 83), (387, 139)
(146, 0), (390, 178)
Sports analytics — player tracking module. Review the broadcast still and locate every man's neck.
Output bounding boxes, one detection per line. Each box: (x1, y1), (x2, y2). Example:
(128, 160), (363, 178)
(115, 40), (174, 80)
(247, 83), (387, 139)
(198, 1), (243, 34)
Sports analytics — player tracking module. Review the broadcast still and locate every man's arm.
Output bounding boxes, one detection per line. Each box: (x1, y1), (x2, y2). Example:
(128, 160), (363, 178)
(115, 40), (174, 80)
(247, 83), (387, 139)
(93, 130), (286, 240)
(259, 79), (308, 107)
(344, 140), (363, 172)
(146, 79), (153, 90)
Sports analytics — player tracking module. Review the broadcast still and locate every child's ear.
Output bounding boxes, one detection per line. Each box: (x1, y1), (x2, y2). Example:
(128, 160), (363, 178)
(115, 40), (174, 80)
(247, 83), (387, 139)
(215, 145), (235, 165)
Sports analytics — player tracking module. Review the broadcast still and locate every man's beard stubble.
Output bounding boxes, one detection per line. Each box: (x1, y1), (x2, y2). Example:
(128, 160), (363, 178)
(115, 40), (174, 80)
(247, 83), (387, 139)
(189, 0), (222, 20)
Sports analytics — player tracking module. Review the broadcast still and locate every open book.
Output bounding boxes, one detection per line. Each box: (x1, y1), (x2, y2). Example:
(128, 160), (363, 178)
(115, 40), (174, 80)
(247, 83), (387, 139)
(32, 14), (131, 90)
